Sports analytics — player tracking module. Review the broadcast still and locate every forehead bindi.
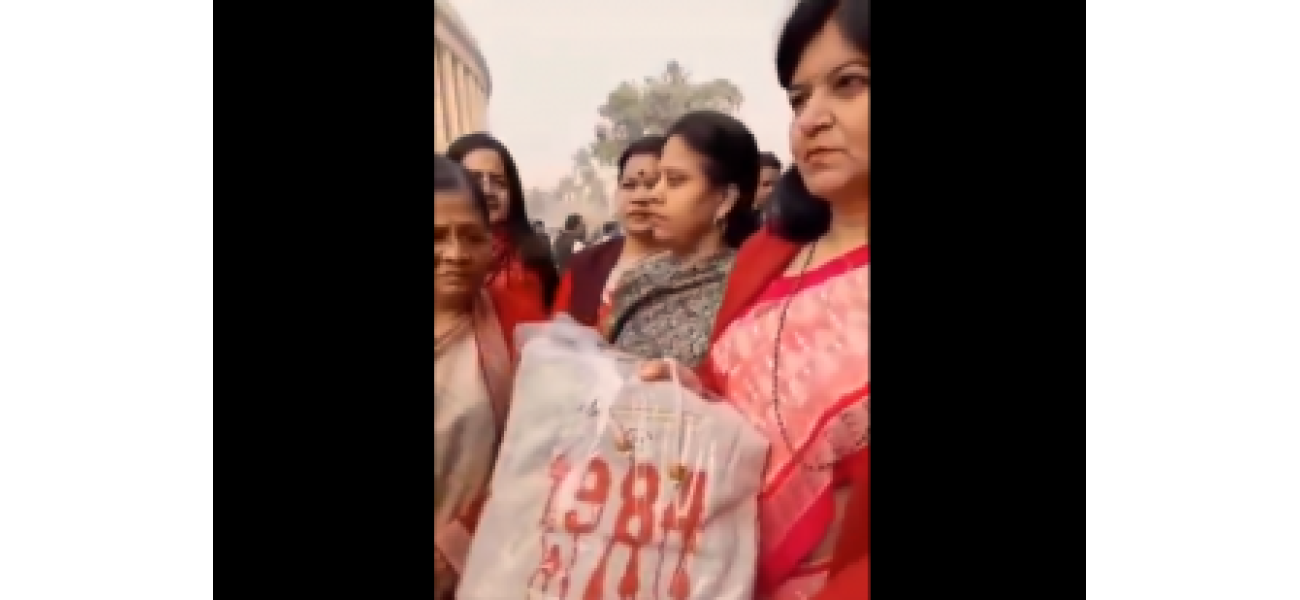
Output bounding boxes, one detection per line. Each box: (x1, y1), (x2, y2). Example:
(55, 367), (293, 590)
(623, 155), (658, 177)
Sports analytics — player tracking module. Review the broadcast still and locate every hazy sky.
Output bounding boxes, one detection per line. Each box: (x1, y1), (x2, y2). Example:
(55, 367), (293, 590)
(454, 0), (795, 187)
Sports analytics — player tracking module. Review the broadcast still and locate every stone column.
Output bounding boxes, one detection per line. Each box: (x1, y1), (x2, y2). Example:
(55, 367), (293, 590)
(443, 55), (462, 143)
(457, 65), (472, 134)
(468, 78), (481, 132)
(476, 81), (487, 131)
(478, 84), (488, 132)
(434, 45), (447, 150)
(465, 78), (477, 133)
(450, 66), (463, 136)
(467, 68), (480, 133)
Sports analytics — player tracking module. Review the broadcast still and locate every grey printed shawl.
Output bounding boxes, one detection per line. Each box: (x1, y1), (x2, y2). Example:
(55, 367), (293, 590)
(606, 250), (735, 367)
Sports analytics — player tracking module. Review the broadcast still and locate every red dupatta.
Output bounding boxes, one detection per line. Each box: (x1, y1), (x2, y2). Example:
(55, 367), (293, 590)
(487, 228), (546, 310)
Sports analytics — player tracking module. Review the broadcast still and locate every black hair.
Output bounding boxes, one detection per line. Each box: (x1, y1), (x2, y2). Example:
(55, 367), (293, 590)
(759, 152), (783, 171)
(664, 111), (761, 248)
(772, 0), (870, 243)
(563, 213), (584, 231)
(617, 135), (667, 177)
(434, 154), (490, 222)
(446, 133), (560, 306)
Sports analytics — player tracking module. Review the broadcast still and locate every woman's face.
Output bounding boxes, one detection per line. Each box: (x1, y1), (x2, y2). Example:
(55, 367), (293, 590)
(755, 165), (781, 209)
(651, 136), (734, 251)
(788, 18), (871, 203)
(434, 191), (493, 303)
(616, 153), (660, 236)
(460, 148), (511, 224)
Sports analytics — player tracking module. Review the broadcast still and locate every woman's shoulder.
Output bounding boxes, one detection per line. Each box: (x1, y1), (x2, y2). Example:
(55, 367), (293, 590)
(734, 225), (797, 267)
(710, 248), (739, 269)
(567, 236), (623, 267)
(616, 251), (674, 287)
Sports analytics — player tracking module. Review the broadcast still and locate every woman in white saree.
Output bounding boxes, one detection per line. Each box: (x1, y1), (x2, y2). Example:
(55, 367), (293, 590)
(434, 155), (546, 599)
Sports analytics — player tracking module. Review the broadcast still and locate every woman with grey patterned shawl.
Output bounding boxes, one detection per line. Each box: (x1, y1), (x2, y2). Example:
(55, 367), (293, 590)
(606, 110), (761, 367)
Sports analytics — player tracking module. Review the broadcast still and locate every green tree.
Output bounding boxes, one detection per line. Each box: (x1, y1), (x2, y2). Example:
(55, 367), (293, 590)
(588, 61), (743, 166)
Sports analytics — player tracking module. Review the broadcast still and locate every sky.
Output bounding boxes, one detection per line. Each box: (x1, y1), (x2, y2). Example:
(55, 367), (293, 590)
(453, 0), (796, 188)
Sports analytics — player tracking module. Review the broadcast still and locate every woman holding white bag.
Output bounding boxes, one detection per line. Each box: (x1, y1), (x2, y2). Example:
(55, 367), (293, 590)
(433, 154), (547, 599)
(605, 110), (761, 366)
(640, 0), (872, 598)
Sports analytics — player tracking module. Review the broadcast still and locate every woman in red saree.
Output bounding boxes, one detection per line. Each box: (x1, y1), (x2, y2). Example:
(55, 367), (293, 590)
(641, 1), (871, 597)
(433, 155), (546, 599)
(552, 135), (666, 331)
(447, 133), (559, 313)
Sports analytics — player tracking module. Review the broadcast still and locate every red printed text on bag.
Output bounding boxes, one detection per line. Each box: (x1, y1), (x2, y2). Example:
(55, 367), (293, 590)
(527, 456), (710, 600)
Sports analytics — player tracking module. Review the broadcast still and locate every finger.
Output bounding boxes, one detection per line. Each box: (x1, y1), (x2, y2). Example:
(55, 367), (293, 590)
(639, 360), (668, 380)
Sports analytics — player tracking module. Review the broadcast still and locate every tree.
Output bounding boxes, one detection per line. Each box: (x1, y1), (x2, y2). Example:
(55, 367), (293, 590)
(524, 186), (554, 223)
(570, 149), (610, 215)
(588, 61), (743, 166)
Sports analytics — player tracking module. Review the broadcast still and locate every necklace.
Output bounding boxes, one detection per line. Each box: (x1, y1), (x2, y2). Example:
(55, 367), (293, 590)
(770, 242), (871, 472)
(435, 314), (470, 355)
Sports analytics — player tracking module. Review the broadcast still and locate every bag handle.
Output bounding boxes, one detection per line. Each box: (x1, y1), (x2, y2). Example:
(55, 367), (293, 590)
(665, 360), (691, 483)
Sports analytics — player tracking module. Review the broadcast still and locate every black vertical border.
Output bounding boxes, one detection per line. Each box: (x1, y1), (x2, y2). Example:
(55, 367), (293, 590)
(226, 3), (440, 596)
(871, 0), (1074, 595)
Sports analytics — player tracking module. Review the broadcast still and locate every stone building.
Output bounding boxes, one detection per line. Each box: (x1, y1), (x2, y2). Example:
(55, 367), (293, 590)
(435, 0), (490, 151)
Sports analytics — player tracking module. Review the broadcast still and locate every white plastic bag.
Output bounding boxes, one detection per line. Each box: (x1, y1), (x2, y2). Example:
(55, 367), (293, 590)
(459, 319), (769, 600)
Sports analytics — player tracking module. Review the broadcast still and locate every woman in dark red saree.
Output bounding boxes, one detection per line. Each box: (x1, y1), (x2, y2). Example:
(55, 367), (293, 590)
(641, 1), (871, 597)
(447, 133), (559, 314)
(552, 135), (666, 331)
